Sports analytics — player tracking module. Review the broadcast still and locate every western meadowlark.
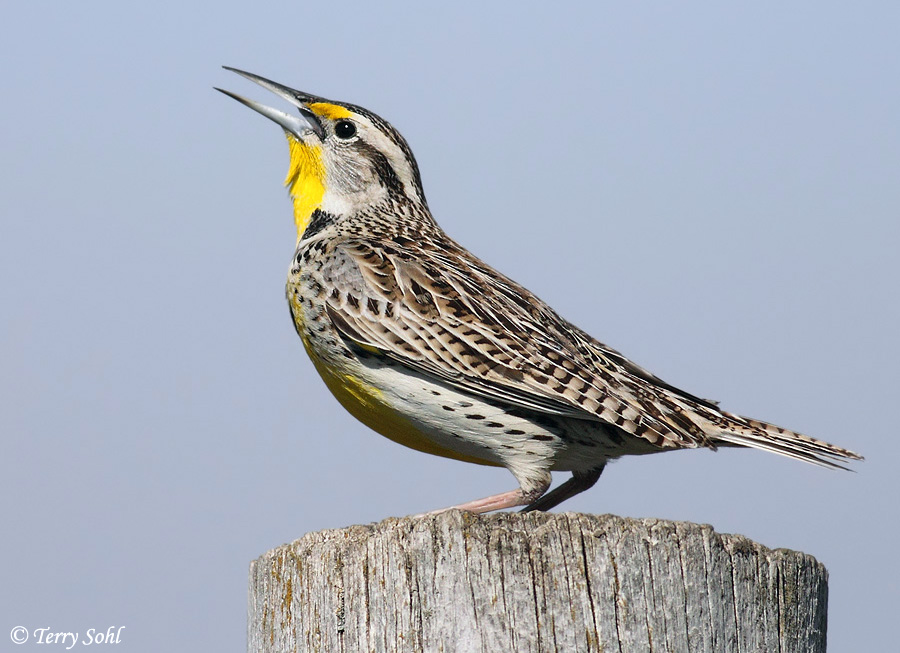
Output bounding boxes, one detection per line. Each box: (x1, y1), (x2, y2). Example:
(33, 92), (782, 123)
(217, 67), (862, 513)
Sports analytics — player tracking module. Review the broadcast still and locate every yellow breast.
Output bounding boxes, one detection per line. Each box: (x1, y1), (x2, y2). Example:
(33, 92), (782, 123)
(310, 350), (501, 467)
(289, 294), (499, 467)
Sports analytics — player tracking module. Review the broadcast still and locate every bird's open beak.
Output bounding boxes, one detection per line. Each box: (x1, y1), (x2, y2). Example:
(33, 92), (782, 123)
(215, 67), (325, 140)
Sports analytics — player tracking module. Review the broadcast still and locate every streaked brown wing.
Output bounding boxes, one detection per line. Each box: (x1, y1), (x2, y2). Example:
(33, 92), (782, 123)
(319, 237), (709, 450)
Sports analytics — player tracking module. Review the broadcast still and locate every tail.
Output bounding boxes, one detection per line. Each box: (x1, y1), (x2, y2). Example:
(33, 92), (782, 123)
(708, 410), (864, 470)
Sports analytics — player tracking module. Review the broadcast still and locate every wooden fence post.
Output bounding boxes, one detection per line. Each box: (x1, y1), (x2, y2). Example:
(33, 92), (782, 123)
(248, 512), (827, 652)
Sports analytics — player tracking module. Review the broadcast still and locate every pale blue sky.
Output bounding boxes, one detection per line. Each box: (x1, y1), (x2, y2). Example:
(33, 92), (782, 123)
(2, 2), (897, 651)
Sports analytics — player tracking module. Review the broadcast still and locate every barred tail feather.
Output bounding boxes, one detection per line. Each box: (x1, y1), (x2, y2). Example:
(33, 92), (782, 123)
(710, 412), (864, 470)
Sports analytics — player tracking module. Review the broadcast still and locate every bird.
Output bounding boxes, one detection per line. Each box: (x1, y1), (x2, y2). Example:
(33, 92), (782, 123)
(217, 67), (863, 514)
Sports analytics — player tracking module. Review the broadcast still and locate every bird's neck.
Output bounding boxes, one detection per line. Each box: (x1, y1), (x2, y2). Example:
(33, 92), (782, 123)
(284, 136), (326, 242)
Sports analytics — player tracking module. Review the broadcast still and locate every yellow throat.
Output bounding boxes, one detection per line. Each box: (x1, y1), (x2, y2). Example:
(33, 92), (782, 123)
(283, 103), (353, 241)
(284, 136), (325, 240)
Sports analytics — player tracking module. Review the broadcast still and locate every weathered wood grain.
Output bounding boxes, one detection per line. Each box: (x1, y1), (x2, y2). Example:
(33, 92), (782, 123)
(248, 512), (827, 652)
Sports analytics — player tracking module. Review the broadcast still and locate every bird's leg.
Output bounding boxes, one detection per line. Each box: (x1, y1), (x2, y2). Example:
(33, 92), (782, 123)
(424, 475), (552, 515)
(520, 465), (605, 513)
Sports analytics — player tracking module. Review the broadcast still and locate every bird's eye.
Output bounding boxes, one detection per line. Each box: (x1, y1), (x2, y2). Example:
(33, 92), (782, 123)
(334, 120), (357, 139)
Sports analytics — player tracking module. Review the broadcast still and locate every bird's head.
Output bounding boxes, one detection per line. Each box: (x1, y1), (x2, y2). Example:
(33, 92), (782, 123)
(217, 67), (427, 240)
